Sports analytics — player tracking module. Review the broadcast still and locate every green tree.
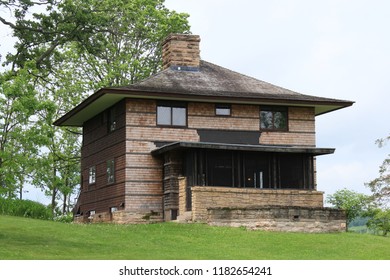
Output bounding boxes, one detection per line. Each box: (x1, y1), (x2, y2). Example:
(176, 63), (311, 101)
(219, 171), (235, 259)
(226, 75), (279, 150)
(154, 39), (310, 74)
(326, 188), (372, 229)
(366, 208), (390, 236)
(64, 0), (190, 88)
(366, 135), (390, 205)
(1, 0), (190, 80)
(28, 46), (85, 215)
(0, 66), (41, 198)
(1, 0), (191, 213)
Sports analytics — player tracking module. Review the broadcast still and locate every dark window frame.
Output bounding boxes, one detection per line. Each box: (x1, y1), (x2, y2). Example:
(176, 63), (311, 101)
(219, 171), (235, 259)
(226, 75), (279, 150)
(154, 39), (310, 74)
(107, 159), (115, 184)
(215, 104), (231, 116)
(88, 166), (96, 185)
(107, 106), (117, 132)
(156, 101), (187, 127)
(260, 106), (288, 131)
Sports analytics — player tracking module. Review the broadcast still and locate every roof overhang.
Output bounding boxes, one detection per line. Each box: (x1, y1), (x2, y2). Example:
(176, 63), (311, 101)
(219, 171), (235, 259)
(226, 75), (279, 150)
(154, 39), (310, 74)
(151, 141), (335, 157)
(54, 88), (354, 127)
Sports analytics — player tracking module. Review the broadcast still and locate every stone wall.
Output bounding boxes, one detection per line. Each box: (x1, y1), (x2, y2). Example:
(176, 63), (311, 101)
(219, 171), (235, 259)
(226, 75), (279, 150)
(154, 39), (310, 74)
(191, 186), (324, 221)
(207, 206), (346, 233)
(73, 210), (162, 224)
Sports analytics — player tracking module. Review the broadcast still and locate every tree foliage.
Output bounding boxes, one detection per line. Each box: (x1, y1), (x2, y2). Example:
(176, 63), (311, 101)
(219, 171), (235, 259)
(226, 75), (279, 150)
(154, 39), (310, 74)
(366, 135), (390, 206)
(1, 0), (190, 83)
(70, 0), (191, 88)
(0, 0), (191, 213)
(366, 208), (390, 236)
(0, 65), (41, 198)
(326, 188), (372, 228)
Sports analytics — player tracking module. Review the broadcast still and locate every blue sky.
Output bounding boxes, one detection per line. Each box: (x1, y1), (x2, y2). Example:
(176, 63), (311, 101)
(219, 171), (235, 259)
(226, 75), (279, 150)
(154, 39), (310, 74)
(1, 0), (389, 203)
(164, 0), (390, 199)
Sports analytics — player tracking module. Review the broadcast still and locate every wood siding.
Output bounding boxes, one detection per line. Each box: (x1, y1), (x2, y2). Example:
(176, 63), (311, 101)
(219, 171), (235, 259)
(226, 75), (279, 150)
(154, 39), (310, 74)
(260, 107), (316, 147)
(77, 97), (318, 222)
(78, 100), (126, 217)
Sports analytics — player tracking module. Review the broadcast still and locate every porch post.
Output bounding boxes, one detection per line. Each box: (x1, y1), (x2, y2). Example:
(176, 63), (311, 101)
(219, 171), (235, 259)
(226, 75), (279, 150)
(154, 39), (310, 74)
(162, 151), (182, 220)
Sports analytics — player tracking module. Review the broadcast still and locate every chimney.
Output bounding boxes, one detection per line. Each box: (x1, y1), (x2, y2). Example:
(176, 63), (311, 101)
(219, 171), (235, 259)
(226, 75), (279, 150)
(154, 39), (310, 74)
(162, 34), (200, 70)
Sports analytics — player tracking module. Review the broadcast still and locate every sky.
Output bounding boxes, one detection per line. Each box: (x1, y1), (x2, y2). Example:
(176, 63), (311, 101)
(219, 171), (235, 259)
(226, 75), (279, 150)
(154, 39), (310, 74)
(164, 0), (390, 200)
(1, 0), (389, 204)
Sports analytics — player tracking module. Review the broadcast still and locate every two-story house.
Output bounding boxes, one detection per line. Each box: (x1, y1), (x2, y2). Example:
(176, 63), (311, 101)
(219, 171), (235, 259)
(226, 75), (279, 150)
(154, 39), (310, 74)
(54, 34), (353, 232)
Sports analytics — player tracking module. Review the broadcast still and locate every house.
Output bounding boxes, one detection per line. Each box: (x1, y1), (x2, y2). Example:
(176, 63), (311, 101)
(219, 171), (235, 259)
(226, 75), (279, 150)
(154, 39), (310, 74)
(54, 34), (353, 232)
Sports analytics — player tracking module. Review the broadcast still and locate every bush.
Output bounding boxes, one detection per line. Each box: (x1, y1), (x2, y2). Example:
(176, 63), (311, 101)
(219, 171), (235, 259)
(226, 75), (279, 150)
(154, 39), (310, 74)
(0, 197), (53, 220)
(54, 213), (73, 223)
(366, 208), (390, 236)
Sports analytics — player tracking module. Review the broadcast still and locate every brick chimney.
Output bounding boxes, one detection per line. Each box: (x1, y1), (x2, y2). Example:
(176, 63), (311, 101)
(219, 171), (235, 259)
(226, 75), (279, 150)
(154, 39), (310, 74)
(162, 34), (200, 70)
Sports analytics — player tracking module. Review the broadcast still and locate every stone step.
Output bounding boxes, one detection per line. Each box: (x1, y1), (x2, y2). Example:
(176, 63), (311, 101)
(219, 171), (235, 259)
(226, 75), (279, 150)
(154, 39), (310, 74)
(176, 211), (192, 222)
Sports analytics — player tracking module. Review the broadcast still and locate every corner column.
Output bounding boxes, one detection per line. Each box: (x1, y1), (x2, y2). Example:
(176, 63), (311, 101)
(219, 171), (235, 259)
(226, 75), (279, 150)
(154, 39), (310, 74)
(163, 151), (183, 220)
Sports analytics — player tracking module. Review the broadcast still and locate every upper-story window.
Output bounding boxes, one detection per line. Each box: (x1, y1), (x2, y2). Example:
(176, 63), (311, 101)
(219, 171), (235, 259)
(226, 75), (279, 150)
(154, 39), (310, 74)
(260, 106), (288, 131)
(108, 106), (116, 132)
(157, 102), (187, 127)
(215, 104), (231, 116)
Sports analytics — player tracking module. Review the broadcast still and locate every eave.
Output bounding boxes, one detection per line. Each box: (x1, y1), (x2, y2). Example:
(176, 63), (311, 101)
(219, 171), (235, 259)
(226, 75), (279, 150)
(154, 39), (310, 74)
(151, 141), (335, 157)
(53, 87), (353, 127)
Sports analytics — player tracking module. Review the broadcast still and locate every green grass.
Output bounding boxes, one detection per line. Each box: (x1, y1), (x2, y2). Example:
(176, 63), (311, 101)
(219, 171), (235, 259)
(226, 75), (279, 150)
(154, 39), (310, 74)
(1, 215), (390, 260)
(0, 198), (52, 220)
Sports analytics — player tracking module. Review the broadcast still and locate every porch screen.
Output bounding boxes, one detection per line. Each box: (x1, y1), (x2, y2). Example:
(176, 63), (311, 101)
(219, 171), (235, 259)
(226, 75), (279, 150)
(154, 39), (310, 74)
(279, 154), (304, 189)
(186, 150), (314, 190)
(208, 152), (233, 187)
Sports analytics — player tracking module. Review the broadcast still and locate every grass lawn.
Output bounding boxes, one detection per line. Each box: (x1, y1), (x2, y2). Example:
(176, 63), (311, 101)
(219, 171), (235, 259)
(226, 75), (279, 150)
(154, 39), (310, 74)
(1, 215), (389, 260)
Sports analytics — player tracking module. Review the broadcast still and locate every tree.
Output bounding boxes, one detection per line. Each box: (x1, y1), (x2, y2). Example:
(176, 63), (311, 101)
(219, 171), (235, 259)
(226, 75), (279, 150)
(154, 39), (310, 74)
(1, 0), (191, 213)
(63, 0), (191, 88)
(0, 65), (42, 198)
(366, 208), (390, 236)
(366, 135), (390, 206)
(326, 188), (372, 229)
(1, 0), (190, 82)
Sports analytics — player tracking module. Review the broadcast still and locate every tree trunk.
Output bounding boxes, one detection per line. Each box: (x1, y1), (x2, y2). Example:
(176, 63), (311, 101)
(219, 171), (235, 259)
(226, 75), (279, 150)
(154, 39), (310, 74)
(62, 193), (67, 214)
(51, 166), (57, 216)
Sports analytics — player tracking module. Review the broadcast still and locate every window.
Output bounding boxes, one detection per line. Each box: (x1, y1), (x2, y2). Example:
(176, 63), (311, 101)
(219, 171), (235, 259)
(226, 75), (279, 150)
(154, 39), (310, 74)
(215, 104), (231, 116)
(260, 106), (288, 130)
(108, 106), (116, 132)
(157, 102), (187, 126)
(88, 166), (96, 184)
(107, 159), (115, 184)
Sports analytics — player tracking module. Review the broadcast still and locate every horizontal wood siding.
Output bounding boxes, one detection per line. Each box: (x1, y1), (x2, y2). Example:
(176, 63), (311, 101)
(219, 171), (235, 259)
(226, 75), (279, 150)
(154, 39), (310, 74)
(123, 99), (318, 222)
(76, 97), (319, 223)
(78, 100), (126, 216)
(188, 103), (259, 130)
(260, 107), (316, 147)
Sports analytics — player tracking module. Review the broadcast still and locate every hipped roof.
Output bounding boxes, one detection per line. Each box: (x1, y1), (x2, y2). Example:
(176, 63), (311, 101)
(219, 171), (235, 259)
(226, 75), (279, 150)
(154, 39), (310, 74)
(54, 60), (354, 126)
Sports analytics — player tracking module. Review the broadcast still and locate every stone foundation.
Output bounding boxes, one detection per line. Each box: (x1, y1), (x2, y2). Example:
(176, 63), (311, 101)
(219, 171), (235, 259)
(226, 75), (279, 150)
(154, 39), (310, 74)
(207, 206), (346, 233)
(73, 210), (162, 224)
(191, 186), (324, 221)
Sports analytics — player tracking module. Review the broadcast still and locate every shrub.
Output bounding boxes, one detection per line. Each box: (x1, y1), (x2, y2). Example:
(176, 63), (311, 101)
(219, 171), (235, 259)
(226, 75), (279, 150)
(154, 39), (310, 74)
(366, 208), (390, 236)
(54, 213), (73, 223)
(0, 197), (53, 220)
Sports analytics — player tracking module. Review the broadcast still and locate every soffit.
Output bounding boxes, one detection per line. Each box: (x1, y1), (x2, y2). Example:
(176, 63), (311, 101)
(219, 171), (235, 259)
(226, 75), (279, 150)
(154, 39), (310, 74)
(151, 141), (335, 157)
